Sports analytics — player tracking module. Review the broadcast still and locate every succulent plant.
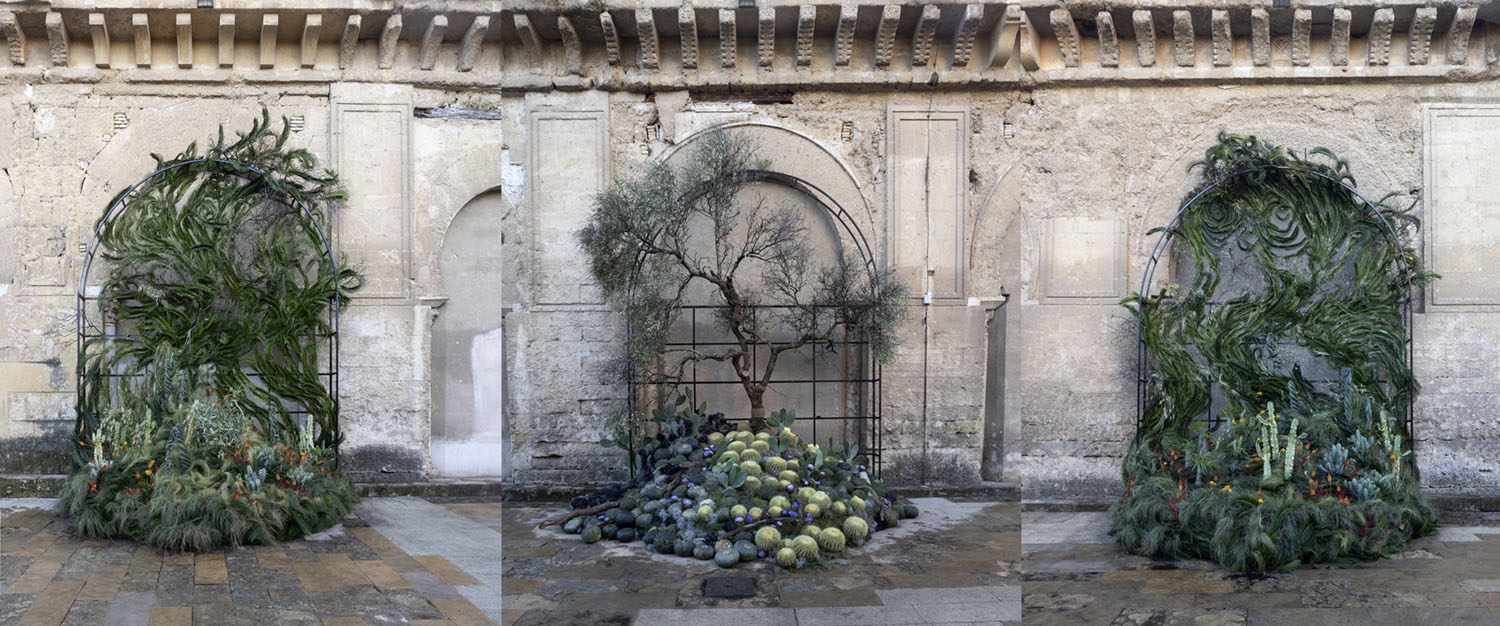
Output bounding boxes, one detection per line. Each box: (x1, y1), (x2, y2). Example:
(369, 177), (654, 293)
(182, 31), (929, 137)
(734, 540), (758, 561)
(843, 516), (870, 541)
(617, 528), (637, 543)
(582, 526), (603, 544)
(778, 470), (799, 483)
(791, 535), (820, 560)
(740, 449), (762, 463)
(809, 491), (832, 510)
(803, 525), (822, 537)
(563, 518), (584, 534)
(804, 503), (822, 518)
(727, 441), (747, 453)
(818, 527), (846, 553)
(694, 543), (716, 560)
(755, 527), (782, 552)
(831, 501), (848, 518)
(715, 548), (740, 567)
(764, 456), (788, 474)
(775, 547), (798, 568)
(740, 460), (763, 476)
(674, 539), (695, 557)
(750, 440), (771, 454)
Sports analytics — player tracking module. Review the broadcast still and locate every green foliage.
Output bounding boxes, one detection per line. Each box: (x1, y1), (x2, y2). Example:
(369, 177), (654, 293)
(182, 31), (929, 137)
(57, 349), (357, 551)
(78, 109), (364, 463)
(577, 129), (907, 433)
(1112, 133), (1436, 573)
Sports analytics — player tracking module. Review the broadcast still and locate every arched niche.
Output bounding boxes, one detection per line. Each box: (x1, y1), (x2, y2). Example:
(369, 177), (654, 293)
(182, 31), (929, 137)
(430, 188), (511, 477)
(652, 122), (879, 450)
(969, 163), (1034, 483)
(1133, 124), (1404, 297)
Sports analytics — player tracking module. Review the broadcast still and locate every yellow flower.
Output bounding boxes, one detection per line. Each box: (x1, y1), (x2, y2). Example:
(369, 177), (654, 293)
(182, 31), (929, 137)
(144, 469), (152, 475)
(1208, 480), (1217, 487)
(1222, 485), (1232, 492)
(1256, 498), (1264, 504)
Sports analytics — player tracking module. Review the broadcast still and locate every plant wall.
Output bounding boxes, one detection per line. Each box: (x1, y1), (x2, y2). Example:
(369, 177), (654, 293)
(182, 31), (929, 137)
(58, 111), (362, 550)
(1111, 133), (1438, 573)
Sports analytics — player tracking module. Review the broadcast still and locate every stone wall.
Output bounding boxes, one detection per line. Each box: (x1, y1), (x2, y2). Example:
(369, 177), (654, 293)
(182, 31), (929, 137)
(3, 1), (1500, 498)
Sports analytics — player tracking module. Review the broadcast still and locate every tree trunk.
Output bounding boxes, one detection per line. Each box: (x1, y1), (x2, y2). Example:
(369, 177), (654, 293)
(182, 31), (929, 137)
(750, 403), (767, 433)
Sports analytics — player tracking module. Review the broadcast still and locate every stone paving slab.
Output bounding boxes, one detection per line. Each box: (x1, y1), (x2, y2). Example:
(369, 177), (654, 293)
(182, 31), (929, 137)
(0, 498), (500, 626)
(1025, 512), (1500, 625)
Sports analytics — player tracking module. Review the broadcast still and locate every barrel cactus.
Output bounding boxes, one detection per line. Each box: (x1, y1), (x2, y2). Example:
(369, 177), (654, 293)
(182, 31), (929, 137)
(775, 547), (798, 568)
(755, 527), (782, 552)
(791, 535), (820, 560)
(843, 516), (870, 542)
(818, 527), (846, 553)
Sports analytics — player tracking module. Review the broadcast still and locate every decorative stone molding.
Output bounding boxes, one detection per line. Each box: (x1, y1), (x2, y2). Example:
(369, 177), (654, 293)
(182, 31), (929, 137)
(0, 3), (1493, 91)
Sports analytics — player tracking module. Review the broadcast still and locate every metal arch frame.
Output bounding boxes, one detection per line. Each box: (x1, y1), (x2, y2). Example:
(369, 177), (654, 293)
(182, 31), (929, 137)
(1135, 164), (1418, 444)
(624, 168), (886, 478)
(75, 157), (344, 457)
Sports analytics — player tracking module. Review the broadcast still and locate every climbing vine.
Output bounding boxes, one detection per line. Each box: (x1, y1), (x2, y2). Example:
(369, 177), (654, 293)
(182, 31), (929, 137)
(1111, 133), (1438, 572)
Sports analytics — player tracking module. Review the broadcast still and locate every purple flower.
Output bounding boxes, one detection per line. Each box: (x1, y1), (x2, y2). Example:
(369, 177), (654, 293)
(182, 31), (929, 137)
(688, 482), (695, 487)
(792, 502), (799, 508)
(758, 551), (766, 558)
(787, 485), (795, 491)
(684, 499), (693, 506)
(746, 514), (755, 521)
(735, 517), (744, 523)
(776, 521), (782, 527)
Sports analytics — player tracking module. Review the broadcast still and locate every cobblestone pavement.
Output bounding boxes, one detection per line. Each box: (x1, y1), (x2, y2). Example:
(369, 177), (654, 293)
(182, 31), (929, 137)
(0, 497), (501, 625)
(501, 497), (1020, 626)
(1023, 510), (1500, 626)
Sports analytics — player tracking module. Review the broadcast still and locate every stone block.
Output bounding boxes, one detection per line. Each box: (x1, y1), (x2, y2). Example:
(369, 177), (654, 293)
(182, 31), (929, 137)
(1424, 105), (1500, 306)
(886, 106), (968, 299)
(1041, 217), (1124, 302)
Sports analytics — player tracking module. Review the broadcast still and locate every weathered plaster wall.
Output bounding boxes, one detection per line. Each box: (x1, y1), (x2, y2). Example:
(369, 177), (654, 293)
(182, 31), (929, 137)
(1002, 83), (1500, 501)
(498, 88), (1010, 487)
(4, 1), (1500, 497)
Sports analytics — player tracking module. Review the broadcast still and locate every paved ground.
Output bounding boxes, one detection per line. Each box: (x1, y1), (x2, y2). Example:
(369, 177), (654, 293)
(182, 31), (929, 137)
(0, 497), (501, 625)
(1023, 510), (1500, 625)
(501, 497), (1021, 626)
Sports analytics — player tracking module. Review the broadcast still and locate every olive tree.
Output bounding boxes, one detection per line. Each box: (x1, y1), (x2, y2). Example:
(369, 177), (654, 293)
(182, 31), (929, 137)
(578, 130), (907, 432)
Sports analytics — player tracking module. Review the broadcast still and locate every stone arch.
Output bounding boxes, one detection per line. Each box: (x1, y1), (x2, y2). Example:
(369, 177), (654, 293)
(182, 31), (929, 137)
(652, 121), (880, 446)
(1133, 123), (1404, 296)
(660, 121), (879, 262)
(430, 187), (511, 477)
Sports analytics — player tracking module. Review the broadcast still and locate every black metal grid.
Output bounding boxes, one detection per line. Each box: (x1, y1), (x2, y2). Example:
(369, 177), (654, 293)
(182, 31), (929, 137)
(623, 169), (886, 477)
(1135, 165), (1417, 442)
(75, 158), (343, 454)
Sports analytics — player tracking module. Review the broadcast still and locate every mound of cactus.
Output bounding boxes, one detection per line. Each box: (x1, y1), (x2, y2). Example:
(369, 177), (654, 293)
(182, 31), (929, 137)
(541, 392), (919, 569)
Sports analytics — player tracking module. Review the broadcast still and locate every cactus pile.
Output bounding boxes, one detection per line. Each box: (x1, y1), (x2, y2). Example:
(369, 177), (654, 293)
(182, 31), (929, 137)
(541, 392), (919, 569)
